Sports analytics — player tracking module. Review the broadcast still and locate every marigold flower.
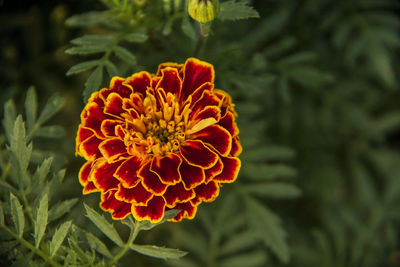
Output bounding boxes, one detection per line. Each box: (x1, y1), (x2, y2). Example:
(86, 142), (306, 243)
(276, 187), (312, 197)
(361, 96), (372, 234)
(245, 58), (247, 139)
(76, 58), (242, 223)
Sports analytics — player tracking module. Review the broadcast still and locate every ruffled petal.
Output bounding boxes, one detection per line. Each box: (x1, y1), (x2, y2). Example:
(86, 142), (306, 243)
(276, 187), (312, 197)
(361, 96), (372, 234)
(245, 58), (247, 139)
(78, 161), (93, 186)
(191, 90), (221, 115)
(191, 125), (232, 156)
(218, 112), (239, 137)
(125, 71), (151, 96)
(192, 181), (220, 205)
(99, 138), (127, 162)
(100, 119), (120, 137)
(115, 182), (152, 205)
(205, 157), (223, 183)
(82, 102), (109, 138)
(76, 126), (94, 145)
(180, 140), (218, 168)
(104, 93), (125, 118)
(100, 77), (133, 101)
(78, 135), (103, 160)
(132, 196), (166, 223)
(156, 68), (182, 97)
(188, 82), (213, 106)
(100, 190), (132, 219)
(92, 159), (121, 191)
(191, 106), (221, 123)
(150, 154), (181, 185)
(83, 182), (99, 195)
(156, 62), (183, 77)
(139, 161), (168, 195)
(179, 159), (205, 190)
(163, 182), (195, 207)
(181, 58), (215, 101)
(213, 156), (241, 183)
(171, 201), (197, 222)
(230, 136), (242, 157)
(114, 156), (141, 188)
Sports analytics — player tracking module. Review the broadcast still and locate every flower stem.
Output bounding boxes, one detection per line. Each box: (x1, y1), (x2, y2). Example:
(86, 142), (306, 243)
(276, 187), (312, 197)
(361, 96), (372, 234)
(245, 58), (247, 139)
(110, 219), (141, 264)
(0, 224), (61, 267)
(194, 22), (211, 57)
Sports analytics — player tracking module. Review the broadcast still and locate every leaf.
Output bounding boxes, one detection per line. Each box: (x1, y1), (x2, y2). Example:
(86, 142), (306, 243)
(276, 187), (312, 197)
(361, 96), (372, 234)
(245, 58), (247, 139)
(0, 203), (4, 225)
(0, 180), (17, 194)
(34, 193), (48, 247)
(124, 32), (148, 43)
(2, 99), (17, 141)
(86, 232), (112, 259)
(243, 163), (297, 180)
(36, 94), (65, 126)
(244, 183), (301, 199)
(66, 11), (113, 27)
(65, 45), (109, 55)
(114, 46), (137, 65)
(246, 197), (289, 263)
(242, 145), (295, 162)
(130, 244), (187, 260)
(181, 15), (196, 41)
(66, 60), (100, 76)
(35, 125), (66, 138)
(218, 0), (260, 21)
(32, 157), (53, 188)
(48, 198), (79, 222)
(139, 209), (180, 231)
(10, 193), (25, 237)
(104, 60), (118, 78)
(84, 204), (123, 247)
(70, 35), (114, 46)
(24, 86), (37, 133)
(83, 66), (103, 103)
(220, 230), (261, 256)
(219, 250), (267, 267)
(50, 220), (72, 257)
(10, 252), (33, 267)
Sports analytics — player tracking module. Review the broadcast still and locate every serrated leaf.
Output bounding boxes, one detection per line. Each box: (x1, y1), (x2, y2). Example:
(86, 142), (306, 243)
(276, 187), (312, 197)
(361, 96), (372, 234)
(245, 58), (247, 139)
(10, 252), (33, 267)
(3, 99), (17, 141)
(244, 183), (301, 199)
(104, 60), (118, 78)
(220, 230), (261, 256)
(35, 125), (66, 138)
(37, 94), (65, 126)
(66, 60), (100, 76)
(34, 193), (48, 247)
(65, 45), (109, 55)
(71, 35), (114, 46)
(130, 244), (187, 260)
(10, 193), (24, 237)
(114, 46), (137, 65)
(124, 32), (148, 43)
(0, 240), (19, 255)
(83, 66), (103, 103)
(86, 232), (112, 259)
(32, 157), (53, 187)
(48, 198), (79, 222)
(220, 250), (267, 267)
(139, 209), (180, 231)
(10, 116), (31, 170)
(84, 204), (123, 247)
(66, 11), (113, 27)
(50, 220), (72, 256)
(25, 87), (37, 133)
(218, 0), (259, 21)
(0, 180), (17, 194)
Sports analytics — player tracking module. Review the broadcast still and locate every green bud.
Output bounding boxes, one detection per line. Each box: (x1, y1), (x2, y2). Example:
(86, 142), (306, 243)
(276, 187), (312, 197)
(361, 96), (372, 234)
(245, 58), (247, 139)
(188, 0), (220, 23)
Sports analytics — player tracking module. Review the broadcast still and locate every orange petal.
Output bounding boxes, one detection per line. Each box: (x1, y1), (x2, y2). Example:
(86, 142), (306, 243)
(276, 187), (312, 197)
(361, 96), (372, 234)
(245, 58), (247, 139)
(192, 180), (220, 205)
(156, 68), (182, 97)
(100, 119), (120, 137)
(179, 159), (205, 190)
(191, 106), (221, 124)
(83, 181), (99, 195)
(191, 90), (221, 115)
(100, 190), (132, 220)
(125, 71), (151, 96)
(100, 77), (133, 101)
(82, 102), (110, 138)
(78, 135), (102, 160)
(99, 138), (127, 162)
(78, 161), (93, 186)
(114, 156), (142, 188)
(150, 154), (182, 185)
(180, 140), (218, 168)
(132, 196), (166, 223)
(115, 182), (152, 205)
(163, 182), (195, 207)
(139, 161), (168, 195)
(104, 93), (124, 118)
(92, 159), (121, 192)
(156, 62), (183, 77)
(205, 157), (223, 183)
(191, 125), (232, 156)
(218, 112), (239, 137)
(170, 201), (197, 222)
(181, 58), (215, 101)
(213, 156), (241, 183)
(230, 136), (242, 157)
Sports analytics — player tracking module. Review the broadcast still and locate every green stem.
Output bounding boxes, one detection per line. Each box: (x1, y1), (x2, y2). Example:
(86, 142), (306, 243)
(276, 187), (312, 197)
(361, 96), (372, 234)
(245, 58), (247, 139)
(110, 220), (141, 265)
(194, 22), (211, 57)
(0, 224), (61, 267)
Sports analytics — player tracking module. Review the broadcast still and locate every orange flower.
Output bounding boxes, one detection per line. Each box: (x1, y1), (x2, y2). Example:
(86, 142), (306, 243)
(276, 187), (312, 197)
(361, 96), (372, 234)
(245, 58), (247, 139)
(76, 58), (242, 223)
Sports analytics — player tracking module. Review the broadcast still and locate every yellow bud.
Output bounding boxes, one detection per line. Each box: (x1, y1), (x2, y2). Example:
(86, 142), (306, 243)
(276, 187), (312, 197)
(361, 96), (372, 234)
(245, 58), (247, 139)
(188, 0), (220, 23)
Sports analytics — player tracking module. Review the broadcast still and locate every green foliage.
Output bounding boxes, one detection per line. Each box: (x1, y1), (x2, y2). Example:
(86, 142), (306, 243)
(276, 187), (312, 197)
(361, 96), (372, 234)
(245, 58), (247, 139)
(218, 0), (260, 21)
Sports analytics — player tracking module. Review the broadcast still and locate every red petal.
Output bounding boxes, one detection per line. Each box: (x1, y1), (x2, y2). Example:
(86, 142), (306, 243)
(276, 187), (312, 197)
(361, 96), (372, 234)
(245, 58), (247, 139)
(163, 183), (194, 207)
(192, 106), (221, 123)
(78, 135), (102, 160)
(132, 196), (166, 223)
(125, 71), (151, 96)
(188, 82), (213, 106)
(230, 136), (242, 157)
(157, 62), (183, 77)
(205, 157), (223, 183)
(115, 182), (152, 205)
(171, 201), (197, 222)
(150, 154), (181, 185)
(79, 161), (93, 186)
(180, 140), (218, 168)
(181, 58), (214, 101)
(100, 190), (132, 219)
(82, 102), (110, 138)
(179, 160), (205, 190)
(99, 138), (127, 162)
(92, 159), (121, 191)
(87, 92), (105, 108)
(114, 156), (142, 188)
(101, 77), (133, 101)
(191, 90), (221, 115)
(100, 119), (120, 137)
(213, 156), (241, 183)
(104, 93), (124, 118)
(156, 68), (182, 97)
(83, 181), (99, 195)
(139, 161), (168, 195)
(76, 126), (94, 145)
(218, 112), (239, 137)
(192, 125), (232, 156)
(192, 181), (220, 205)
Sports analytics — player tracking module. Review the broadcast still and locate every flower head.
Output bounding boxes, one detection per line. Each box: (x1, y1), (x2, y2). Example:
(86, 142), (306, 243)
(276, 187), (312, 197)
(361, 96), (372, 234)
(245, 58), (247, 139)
(76, 58), (242, 223)
(188, 0), (220, 23)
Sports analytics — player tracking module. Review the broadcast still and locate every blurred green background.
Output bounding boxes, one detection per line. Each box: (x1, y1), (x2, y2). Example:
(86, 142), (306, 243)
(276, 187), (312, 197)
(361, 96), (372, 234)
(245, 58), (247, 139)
(1, 0), (400, 266)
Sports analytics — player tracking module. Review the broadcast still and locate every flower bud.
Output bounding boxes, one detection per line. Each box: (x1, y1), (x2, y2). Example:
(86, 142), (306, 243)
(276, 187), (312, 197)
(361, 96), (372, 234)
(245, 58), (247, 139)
(188, 0), (220, 23)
